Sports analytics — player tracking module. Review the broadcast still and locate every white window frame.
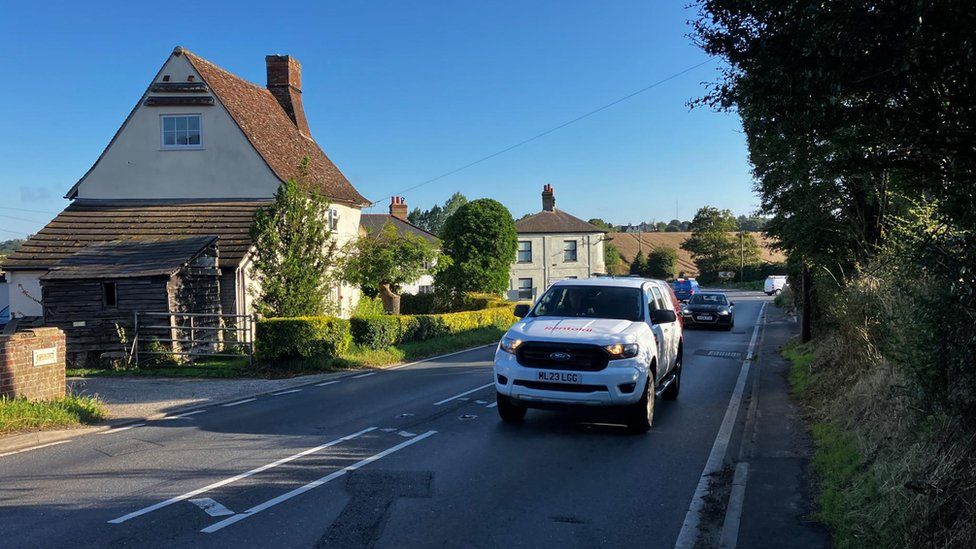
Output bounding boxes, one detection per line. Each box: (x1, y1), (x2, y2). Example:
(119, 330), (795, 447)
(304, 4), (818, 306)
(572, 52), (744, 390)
(327, 208), (339, 231)
(517, 278), (533, 300)
(563, 240), (578, 262)
(160, 114), (203, 150)
(517, 240), (532, 263)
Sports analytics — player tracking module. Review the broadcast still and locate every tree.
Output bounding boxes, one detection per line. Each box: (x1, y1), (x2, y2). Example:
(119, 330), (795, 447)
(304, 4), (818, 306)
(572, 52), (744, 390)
(646, 247), (678, 280)
(250, 168), (338, 317)
(436, 198), (517, 294)
(588, 218), (615, 232)
(407, 192), (468, 236)
(629, 250), (647, 276)
(343, 223), (442, 314)
(655, 221), (668, 232)
(681, 206), (760, 278)
(604, 242), (622, 273)
(736, 215), (768, 232)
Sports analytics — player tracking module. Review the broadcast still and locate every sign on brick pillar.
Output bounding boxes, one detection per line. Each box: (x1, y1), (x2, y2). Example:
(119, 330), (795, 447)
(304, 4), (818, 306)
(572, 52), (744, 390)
(0, 327), (66, 400)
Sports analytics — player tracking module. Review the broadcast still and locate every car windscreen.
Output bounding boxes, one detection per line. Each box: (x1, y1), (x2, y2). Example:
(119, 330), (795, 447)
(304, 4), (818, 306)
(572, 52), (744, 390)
(689, 294), (728, 305)
(531, 286), (643, 321)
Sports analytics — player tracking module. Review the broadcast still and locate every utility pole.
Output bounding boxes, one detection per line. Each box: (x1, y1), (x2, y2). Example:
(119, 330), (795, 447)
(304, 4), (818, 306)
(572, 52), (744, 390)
(801, 263), (813, 343)
(739, 231), (744, 282)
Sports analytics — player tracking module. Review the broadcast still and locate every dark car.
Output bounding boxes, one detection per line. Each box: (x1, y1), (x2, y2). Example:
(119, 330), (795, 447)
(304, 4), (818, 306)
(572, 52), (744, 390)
(671, 278), (701, 302)
(680, 292), (735, 330)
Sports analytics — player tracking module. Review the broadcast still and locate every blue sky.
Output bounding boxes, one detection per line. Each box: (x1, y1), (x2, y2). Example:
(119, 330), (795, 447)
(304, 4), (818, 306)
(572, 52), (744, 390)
(0, 1), (755, 239)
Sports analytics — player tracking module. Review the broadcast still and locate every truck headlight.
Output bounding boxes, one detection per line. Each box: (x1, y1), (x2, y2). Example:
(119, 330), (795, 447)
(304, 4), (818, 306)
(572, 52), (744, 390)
(605, 343), (639, 359)
(499, 336), (523, 354)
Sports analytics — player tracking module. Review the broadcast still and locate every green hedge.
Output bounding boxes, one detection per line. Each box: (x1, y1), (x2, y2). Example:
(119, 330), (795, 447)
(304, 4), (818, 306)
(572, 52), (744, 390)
(350, 306), (517, 349)
(400, 291), (511, 314)
(255, 317), (351, 361)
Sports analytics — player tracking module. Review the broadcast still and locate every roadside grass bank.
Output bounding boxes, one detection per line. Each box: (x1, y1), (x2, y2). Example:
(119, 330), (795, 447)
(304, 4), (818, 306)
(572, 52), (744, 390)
(0, 395), (108, 435)
(67, 327), (504, 378)
(784, 337), (976, 548)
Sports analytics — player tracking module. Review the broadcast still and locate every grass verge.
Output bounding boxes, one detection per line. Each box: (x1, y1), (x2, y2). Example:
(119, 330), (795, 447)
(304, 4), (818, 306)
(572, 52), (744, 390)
(0, 395), (109, 435)
(67, 327), (504, 378)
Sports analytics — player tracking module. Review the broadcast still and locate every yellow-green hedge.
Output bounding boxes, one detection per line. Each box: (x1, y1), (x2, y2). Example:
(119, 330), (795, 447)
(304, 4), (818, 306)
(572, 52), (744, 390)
(350, 306), (517, 349)
(255, 317), (352, 362)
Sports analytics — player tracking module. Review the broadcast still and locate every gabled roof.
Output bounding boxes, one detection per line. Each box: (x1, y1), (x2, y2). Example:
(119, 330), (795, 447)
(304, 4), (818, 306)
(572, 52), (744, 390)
(67, 47), (369, 207)
(41, 236), (217, 280)
(2, 199), (268, 271)
(515, 209), (606, 234)
(360, 214), (439, 244)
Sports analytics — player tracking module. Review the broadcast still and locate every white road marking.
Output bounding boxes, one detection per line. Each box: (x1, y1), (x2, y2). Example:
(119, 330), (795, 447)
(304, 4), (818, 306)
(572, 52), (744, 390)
(189, 497), (236, 517)
(352, 372), (376, 379)
(315, 380), (340, 387)
(433, 383), (494, 406)
(474, 400), (488, 405)
(380, 427), (398, 432)
(674, 302), (766, 549)
(98, 424), (145, 434)
(396, 430), (416, 438)
(201, 431), (437, 533)
(163, 410), (206, 420)
(221, 398), (256, 407)
(0, 439), (72, 457)
(485, 402), (498, 408)
(107, 427), (376, 524)
(271, 389), (301, 396)
(384, 343), (497, 370)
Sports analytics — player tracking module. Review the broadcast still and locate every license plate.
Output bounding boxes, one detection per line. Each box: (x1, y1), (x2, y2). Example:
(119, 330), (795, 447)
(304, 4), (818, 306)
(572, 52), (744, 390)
(537, 371), (582, 384)
(697, 315), (714, 321)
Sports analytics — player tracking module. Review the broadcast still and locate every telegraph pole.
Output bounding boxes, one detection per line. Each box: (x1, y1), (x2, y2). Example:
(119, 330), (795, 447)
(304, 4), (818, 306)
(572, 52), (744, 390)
(739, 231), (744, 282)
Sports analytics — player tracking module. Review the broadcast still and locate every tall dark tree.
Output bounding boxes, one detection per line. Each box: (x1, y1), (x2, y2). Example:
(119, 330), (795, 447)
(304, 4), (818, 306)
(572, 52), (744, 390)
(407, 192), (468, 236)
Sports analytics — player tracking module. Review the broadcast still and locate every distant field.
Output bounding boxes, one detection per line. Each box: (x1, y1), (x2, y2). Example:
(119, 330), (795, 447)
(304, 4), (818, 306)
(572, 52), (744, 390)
(607, 232), (785, 276)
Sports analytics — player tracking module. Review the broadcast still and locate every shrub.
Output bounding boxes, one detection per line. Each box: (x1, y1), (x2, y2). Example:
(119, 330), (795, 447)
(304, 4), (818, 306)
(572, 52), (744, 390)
(350, 315), (402, 349)
(256, 317), (351, 361)
(350, 306), (516, 348)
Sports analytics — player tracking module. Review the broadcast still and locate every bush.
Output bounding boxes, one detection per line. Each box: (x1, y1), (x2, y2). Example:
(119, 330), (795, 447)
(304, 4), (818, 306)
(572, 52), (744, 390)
(256, 317), (351, 361)
(400, 291), (508, 314)
(350, 306), (517, 349)
(349, 315), (402, 350)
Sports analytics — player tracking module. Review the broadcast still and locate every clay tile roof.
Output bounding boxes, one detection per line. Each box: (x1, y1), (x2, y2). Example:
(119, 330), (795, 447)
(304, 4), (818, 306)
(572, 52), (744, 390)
(515, 209), (606, 234)
(182, 50), (369, 206)
(359, 214), (440, 244)
(41, 235), (217, 280)
(2, 199), (268, 271)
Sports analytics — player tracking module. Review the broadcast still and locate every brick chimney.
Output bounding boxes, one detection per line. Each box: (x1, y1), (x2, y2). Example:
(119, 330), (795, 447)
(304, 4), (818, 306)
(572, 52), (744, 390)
(266, 55), (311, 137)
(390, 196), (408, 221)
(541, 184), (555, 211)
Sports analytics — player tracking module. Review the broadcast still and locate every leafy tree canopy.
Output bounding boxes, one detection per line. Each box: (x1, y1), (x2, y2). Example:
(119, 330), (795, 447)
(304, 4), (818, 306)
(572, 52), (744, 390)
(681, 206), (761, 277)
(646, 247), (679, 280)
(407, 192), (468, 236)
(436, 198), (518, 295)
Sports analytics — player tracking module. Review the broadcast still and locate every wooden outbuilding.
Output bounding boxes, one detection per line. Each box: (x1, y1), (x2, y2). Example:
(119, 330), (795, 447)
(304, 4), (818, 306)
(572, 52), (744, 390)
(39, 236), (221, 363)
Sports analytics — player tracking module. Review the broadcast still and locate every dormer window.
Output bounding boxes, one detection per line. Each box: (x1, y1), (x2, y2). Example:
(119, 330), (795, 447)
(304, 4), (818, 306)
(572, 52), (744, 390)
(161, 114), (202, 149)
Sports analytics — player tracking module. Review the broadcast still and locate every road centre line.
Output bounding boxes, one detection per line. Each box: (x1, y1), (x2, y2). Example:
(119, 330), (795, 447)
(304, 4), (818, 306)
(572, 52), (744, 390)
(271, 389), (302, 396)
(352, 372), (376, 379)
(0, 440), (72, 458)
(107, 427), (377, 524)
(384, 343), (497, 371)
(98, 424), (145, 435)
(315, 380), (340, 387)
(485, 402), (498, 408)
(221, 398), (256, 407)
(201, 430), (437, 533)
(674, 302), (767, 549)
(163, 410), (207, 420)
(433, 383), (494, 406)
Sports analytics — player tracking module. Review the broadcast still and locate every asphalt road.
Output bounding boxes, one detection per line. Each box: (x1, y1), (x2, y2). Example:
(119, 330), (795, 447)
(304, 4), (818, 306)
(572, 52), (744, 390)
(1, 293), (772, 548)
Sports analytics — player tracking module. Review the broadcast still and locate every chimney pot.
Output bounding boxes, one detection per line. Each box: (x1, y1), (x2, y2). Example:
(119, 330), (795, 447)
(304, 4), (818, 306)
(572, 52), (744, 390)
(390, 196), (408, 221)
(541, 184), (555, 212)
(266, 54), (311, 137)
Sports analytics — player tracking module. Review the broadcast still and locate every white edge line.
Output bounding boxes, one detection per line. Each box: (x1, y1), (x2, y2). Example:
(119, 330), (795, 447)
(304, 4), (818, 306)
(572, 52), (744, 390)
(202, 430), (437, 533)
(107, 427), (377, 524)
(0, 439), (72, 457)
(384, 343), (497, 370)
(433, 383), (495, 406)
(98, 423), (145, 435)
(674, 302), (766, 549)
(163, 410), (207, 420)
(221, 398), (256, 408)
(271, 389), (302, 396)
(352, 372), (376, 379)
(315, 380), (340, 387)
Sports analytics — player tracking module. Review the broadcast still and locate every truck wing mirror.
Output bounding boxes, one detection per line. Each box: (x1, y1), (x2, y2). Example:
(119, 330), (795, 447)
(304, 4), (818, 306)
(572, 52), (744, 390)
(649, 309), (677, 324)
(513, 303), (531, 318)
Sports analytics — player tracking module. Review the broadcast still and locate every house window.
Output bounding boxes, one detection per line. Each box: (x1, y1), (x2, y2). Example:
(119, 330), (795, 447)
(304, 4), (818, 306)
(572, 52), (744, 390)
(563, 240), (578, 262)
(161, 114), (202, 149)
(103, 282), (118, 308)
(518, 278), (533, 300)
(517, 241), (532, 263)
(328, 208), (339, 231)
(419, 285), (434, 295)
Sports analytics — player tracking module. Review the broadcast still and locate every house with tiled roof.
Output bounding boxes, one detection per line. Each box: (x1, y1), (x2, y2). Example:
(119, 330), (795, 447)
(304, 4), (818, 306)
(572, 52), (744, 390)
(2, 47), (370, 347)
(360, 197), (440, 295)
(508, 185), (607, 300)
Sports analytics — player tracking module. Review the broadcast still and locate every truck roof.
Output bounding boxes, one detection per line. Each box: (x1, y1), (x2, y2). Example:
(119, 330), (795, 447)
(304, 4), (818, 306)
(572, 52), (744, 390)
(550, 277), (663, 289)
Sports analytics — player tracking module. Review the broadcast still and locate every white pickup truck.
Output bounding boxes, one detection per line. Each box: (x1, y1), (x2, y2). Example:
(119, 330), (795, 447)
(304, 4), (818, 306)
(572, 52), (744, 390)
(493, 277), (683, 433)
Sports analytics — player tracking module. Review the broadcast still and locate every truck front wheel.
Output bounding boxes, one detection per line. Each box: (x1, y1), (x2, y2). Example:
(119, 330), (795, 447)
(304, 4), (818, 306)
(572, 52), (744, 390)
(496, 392), (527, 423)
(624, 380), (654, 433)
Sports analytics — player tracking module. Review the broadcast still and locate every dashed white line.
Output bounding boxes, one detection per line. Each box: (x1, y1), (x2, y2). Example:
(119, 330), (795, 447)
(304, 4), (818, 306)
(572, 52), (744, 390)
(396, 430), (416, 438)
(383, 343), (497, 371)
(221, 398), (256, 408)
(485, 402), (498, 408)
(163, 410), (207, 420)
(0, 439), (72, 457)
(201, 430), (437, 533)
(271, 389), (302, 396)
(189, 497), (236, 517)
(315, 380), (340, 387)
(107, 427), (377, 524)
(352, 372), (376, 379)
(433, 383), (494, 406)
(98, 423), (145, 434)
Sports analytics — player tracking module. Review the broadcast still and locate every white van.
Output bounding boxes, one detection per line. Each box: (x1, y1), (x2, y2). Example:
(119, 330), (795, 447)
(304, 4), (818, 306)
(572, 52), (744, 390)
(764, 275), (789, 295)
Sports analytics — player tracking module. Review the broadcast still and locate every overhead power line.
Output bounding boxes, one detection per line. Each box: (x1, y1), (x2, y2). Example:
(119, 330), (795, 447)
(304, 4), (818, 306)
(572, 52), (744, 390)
(376, 56), (717, 205)
(0, 206), (59, 215)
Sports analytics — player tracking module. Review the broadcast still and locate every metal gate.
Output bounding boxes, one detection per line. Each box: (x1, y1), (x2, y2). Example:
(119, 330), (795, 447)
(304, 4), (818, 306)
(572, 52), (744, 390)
(132, 312), (255, 366)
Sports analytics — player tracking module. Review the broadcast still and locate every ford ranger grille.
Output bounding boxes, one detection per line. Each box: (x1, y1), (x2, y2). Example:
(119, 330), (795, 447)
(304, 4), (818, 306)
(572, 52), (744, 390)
(516, 342), (609, 371)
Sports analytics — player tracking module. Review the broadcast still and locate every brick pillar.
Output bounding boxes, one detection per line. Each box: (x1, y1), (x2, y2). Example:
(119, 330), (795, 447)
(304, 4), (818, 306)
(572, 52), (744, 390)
(0, 327), (66, 400)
